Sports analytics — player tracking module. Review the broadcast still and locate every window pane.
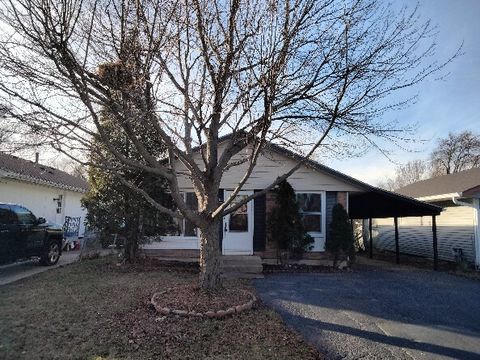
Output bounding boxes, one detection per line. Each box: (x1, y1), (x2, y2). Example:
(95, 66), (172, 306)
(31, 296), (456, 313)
(296, 193), (321, 212)
(228, 195), (249, 232)
(171, 217), (184, 236)
(230, 214), (248, 232)
(302, 214), (321, 232)
(0, 209), (11, 224)
(11, 206), (36, 225)
(184, 220), (197, 236)
(186, 193), (198, 210)
(183, 193), (198, 236)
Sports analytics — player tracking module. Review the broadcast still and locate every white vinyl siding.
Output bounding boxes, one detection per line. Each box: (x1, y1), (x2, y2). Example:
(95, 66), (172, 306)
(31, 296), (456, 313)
(174, 145), (364, 193)
(373, 204), (476, 263)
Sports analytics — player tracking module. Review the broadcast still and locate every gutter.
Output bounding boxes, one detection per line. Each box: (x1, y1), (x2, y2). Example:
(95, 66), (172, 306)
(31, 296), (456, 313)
(451, 193), (474, 208)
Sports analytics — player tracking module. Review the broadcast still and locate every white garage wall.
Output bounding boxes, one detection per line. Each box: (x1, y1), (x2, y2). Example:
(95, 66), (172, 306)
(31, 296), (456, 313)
(0, 178), (86, 237)
(63, 191), (87, 237)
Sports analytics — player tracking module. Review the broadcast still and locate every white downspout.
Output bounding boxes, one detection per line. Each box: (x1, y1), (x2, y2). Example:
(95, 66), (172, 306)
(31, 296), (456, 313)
(474, 199), (480, 269)
(452, 195), (480, 269)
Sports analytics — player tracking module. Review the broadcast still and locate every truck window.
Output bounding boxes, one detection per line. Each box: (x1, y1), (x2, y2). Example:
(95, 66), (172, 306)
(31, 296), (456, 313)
(0, 208), (13, 225)
(10, 205), (36, 225)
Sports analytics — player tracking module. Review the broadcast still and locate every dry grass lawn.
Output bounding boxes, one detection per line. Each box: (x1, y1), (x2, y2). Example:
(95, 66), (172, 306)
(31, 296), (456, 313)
(0, 257), (320, 360)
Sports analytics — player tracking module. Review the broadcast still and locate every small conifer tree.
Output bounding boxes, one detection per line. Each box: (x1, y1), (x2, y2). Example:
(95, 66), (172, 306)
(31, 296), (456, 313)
(326, 203), (355, 267)
(268, 181), (314, 263)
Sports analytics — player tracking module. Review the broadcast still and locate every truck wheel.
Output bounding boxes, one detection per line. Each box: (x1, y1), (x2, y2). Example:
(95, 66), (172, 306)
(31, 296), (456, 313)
(41, 240), (61, 266)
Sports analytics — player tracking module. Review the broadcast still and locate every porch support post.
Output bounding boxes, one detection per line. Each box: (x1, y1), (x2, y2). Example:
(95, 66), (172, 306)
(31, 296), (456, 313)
(394, 217), (400, 264)
(369, 218), (373, 259)
(432, 215), (438, 271)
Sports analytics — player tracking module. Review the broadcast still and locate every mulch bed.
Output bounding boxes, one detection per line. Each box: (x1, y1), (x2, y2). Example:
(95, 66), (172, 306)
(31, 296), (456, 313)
(152, 283), (253, 314)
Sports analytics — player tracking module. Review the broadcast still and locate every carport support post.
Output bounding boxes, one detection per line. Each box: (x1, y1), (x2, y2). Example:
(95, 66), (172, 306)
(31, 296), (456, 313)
(369, 218), (373, 259)
(394, 217), (400, 264)
(432, 215), (438, 271)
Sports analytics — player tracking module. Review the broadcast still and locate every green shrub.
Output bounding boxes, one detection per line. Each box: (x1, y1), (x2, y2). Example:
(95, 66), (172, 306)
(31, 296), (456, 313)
(268, 181), (314, 263)
(326, 203), (355, 267)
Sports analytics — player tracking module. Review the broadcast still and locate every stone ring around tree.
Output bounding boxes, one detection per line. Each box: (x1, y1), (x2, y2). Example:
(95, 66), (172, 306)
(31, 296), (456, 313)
(150, 286), (257, 319)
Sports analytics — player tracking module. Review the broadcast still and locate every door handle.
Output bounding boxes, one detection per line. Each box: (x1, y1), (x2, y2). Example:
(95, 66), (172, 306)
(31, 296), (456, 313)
(224, 222), (228, 232)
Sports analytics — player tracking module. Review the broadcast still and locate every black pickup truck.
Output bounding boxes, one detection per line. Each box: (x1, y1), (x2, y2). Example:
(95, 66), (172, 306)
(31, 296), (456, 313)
(0, 203), (64, 265)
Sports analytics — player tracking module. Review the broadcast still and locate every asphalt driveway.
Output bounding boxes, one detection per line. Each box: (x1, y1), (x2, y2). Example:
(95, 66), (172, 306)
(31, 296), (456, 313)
(254, 264), (480, 360)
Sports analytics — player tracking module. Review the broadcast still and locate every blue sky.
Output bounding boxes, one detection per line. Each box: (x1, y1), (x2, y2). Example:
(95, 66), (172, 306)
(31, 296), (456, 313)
(326, 0), (480, 185)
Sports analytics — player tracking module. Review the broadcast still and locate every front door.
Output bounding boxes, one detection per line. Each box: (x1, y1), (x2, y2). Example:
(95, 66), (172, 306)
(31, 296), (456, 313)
(222, 191), (253, 255)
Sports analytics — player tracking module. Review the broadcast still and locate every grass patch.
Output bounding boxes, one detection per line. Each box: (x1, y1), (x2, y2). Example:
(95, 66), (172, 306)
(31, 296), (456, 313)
(0, 257), (319, 359)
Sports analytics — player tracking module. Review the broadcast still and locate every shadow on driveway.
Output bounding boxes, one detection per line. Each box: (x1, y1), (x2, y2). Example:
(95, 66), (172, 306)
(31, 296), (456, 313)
(254, 265), (480, 359)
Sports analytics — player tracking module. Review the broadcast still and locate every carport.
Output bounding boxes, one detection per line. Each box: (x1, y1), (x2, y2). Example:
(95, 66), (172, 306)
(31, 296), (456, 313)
(349, 189), (443, 270)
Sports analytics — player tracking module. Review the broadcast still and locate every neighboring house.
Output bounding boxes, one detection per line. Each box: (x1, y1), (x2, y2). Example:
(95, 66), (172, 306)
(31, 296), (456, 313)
(143, 135), (440, 263)
(373, 168), (480, 267)
(0, 152), (88, 238)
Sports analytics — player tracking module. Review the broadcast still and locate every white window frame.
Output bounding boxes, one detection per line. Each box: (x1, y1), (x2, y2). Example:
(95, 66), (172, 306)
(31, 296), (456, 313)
(161, 192), (199, 241)
(296, 191), (326, 238)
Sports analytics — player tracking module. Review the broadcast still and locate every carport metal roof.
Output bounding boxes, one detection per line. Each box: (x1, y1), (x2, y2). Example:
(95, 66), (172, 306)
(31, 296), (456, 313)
(348, 188), (443, 219)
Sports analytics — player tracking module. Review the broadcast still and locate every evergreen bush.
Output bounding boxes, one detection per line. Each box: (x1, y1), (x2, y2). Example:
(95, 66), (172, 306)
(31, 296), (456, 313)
(267, 181), (314, 263)
(326, 203), (355, 267)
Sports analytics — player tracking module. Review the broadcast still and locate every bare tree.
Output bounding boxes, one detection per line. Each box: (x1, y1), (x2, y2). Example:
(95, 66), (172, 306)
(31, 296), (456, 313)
(0, 0), (458, 289)
(431, 131), (480, 176)
(378, 159), (428, 191)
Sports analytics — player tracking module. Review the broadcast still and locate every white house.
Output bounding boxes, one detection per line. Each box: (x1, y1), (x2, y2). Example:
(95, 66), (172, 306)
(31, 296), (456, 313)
(373, 168), (480, 268)
(0, 152), (88, 238)
(143, 135), (441, 263)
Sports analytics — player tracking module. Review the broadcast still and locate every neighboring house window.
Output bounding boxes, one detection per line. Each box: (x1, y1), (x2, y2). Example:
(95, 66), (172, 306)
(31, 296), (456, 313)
(296, 193), (323, 233)
(54, 195), (63, 214)
(173, 192), (198, 237)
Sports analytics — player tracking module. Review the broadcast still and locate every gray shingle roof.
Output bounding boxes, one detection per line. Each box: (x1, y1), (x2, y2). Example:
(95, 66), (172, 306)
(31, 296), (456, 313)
(0, 152), (89, 192)
(396, 167), (480, 198)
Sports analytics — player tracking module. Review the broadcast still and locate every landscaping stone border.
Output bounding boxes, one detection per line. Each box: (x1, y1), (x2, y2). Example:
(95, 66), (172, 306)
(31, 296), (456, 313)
(150, 288), (257, 319)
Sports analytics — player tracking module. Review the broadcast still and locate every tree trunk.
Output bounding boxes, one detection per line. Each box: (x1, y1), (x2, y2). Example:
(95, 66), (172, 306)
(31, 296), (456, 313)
(199, 217), (222, 290)
(124, 210), (142, 263)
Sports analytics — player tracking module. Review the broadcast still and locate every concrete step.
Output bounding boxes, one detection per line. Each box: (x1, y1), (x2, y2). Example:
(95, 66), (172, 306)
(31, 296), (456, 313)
(220, 261), (262, 268)
(152, 257), (198, 263)
(220, 255), (263, 277)
(221, 255), (262, 265)
(220, 265), (264, 273)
